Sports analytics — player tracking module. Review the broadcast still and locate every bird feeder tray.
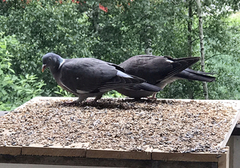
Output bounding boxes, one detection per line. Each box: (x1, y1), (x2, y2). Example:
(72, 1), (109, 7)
(0, 97), (239, 168)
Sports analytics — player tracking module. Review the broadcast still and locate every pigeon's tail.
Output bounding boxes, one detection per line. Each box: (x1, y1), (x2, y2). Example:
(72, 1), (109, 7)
(132, 82), (162, 92)
(175, 68), (215, 82)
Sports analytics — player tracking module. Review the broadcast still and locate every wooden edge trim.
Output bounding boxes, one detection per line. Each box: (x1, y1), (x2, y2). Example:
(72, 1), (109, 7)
(218, 147), (229, 168)
(220, 110), (240, 148)
(21, 146), (86, 157)
(0, 145), (229, 167)
(86, 149), (152, 160)
(0, 146), (22, 155)
(152, 150), (220, 162)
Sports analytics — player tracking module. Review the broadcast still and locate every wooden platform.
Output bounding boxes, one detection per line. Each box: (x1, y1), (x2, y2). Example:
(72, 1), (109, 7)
(0, 97), (240, 168)
(0, 146), (229, 168)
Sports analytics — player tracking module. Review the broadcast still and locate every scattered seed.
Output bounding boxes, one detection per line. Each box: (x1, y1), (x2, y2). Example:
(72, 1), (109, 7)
(0, 98), (237, 153)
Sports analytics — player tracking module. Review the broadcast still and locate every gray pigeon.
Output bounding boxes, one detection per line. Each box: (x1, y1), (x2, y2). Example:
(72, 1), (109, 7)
(116, 55), (215, 99)
(42, 53), (161, 103)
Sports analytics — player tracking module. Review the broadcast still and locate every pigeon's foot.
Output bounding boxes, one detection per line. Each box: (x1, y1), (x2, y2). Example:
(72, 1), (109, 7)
(82, 94), (103, 105)
(94, 94), (103, 102)
(62, 100), (81, 106)
(147, 93), (157, 100)
(62, 97), (87, 106)
(133, 97), (142, 101)
(84, 99), (97, 103)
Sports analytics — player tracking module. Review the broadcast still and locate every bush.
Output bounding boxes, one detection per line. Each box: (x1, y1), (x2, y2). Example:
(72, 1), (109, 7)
(0, 1), (92, 95)
(0, 33), (45, 111)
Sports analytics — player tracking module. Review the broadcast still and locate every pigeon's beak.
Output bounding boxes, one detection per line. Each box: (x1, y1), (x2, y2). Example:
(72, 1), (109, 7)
(42, 64), (46, 72)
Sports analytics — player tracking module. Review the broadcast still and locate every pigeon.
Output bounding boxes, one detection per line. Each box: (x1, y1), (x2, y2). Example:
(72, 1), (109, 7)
(116, 55), (215, 99)
(42, 53), (161, 103)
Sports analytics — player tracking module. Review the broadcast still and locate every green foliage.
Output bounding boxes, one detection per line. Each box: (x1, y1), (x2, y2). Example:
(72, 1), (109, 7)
(0, 0), (240, 105)
(54, 85), (74, 97)
(103, 90), (125, 98)
(207, 54), (240, 99)
(0, 0), (93, 94)
(0, 33), (45, 111)
(153, 0), (240, 99)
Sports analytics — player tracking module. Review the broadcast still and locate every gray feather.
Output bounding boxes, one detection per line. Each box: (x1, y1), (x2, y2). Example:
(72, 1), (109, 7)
(116, 55), (215, 99)
(42, 53), (161, 102)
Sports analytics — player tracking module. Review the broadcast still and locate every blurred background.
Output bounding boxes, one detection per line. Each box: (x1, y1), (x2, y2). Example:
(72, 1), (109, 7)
(0, 0), (240, 110)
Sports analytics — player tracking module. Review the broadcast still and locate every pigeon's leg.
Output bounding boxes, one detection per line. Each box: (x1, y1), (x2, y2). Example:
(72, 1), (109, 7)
(147, 92), (157, 100)
(75, 95), (88, 103)
(63, 95), (88, 105)
(94, 93), (103, 102)
(82, 94), (103, 105)
(82, 93), (103, 103)
(134, 97), (142, 101)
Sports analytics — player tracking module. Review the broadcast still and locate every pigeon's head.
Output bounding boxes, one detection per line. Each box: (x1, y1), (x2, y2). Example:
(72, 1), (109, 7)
(42, 53), (64, 72)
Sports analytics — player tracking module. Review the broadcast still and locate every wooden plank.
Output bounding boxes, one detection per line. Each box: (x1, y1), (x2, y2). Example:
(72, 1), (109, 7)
(86, 148), (152, 160)
(9, 97), (236, 167)
(152, 149), (219, 162)
(22, 146), (86, 157)
(218, 147), (229, 168)
(0, 145), (228, 168)
(0, 146), (22, 155)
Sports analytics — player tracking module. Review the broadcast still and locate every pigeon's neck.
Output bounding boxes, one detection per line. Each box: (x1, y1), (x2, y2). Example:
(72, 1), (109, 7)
(50, 57), (65, 75)
(58, 58), (65, 69)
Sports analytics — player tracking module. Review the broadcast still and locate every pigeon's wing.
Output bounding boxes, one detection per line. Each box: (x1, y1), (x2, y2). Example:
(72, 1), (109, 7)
(158, 56), (200, 83)
(97, 62), (147, 93)
(59, 58), (145, 94)
(107, 62), (125, 72)
(120, 55), (170, 84)
(119, 55), (200, 85)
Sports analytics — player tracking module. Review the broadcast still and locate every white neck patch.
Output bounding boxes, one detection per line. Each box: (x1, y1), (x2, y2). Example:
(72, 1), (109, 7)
(58, 59), (65, 69)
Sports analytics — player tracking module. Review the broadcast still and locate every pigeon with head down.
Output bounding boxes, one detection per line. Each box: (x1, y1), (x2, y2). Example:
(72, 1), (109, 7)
(42, 53), (161, 103)
(116, 55), (215, 99)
